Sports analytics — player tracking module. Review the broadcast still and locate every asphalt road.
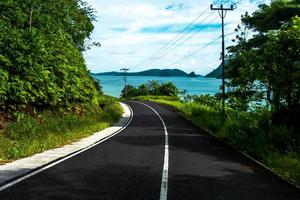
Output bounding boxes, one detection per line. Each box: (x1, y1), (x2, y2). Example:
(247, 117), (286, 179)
(0, 101), (299, 200)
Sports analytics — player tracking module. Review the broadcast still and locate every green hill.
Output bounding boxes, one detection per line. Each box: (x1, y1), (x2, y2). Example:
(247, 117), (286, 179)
(93, 69), (202, 77)
(205, 61), (228, 79)
(205, 64), (223, 79)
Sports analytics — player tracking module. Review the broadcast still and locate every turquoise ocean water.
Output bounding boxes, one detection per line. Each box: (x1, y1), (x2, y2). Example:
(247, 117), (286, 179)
(93, 75), (222, 98)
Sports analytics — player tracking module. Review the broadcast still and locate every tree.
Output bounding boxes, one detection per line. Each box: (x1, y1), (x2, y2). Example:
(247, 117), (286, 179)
(227, 0), (300, 128)
(0, 0), (101, 113)
(146, 80), (161, 95)
(120, 81), (180, 98)
(121, 85), (137, 98)
(159, 82), (179, 97)
(137, 84), (150, 96)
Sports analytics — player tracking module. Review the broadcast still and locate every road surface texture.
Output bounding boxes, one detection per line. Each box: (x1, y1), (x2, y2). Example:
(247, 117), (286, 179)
(0, 101), (299, 200)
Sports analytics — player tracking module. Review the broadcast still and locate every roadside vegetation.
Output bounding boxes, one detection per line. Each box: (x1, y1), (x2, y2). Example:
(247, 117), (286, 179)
(0, 1), (122, 163)
(0, 96), (122, 164)
(121, 80), (180, 99)
(124, 1), (300, 186)
(129, 94), (300, 186)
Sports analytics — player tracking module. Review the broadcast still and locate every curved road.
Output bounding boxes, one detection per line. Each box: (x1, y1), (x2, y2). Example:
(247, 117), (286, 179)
(0, 101), (299, 200)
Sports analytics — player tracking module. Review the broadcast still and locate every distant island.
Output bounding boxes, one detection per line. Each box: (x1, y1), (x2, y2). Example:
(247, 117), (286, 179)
(92, 69), (202, 77)
(205, 61), (228, 79)
(92, 66), (229, 79)
(205, 63), (223, 79)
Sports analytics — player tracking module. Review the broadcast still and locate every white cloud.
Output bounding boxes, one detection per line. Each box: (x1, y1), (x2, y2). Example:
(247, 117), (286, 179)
(84, 0), (270, 75)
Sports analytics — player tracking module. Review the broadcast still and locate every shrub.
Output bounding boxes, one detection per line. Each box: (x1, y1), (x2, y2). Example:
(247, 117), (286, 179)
(121, 81), (180, 98)
(190, 94), (221, 109)
(0, 97), (122, 162)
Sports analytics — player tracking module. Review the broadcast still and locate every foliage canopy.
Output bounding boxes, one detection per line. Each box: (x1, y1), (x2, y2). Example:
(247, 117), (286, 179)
(227, 0), (300, 129)
(0, 0), (102, 114)
(121, 81), (180, 99)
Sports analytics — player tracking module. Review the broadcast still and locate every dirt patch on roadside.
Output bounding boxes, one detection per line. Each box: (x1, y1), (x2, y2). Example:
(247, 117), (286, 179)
(0, 111), (10, 130)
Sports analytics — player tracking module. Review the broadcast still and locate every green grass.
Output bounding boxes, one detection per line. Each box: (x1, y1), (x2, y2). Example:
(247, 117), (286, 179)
(0, 100), (123, 164)
(132, 95), (300, 186)
(265, 152), (300, 184)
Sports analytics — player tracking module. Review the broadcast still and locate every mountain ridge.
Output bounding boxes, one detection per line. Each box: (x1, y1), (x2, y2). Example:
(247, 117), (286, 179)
(205, 61), (228, 79)
(205, 64), (223, 79)
(92, 69), (202, 77)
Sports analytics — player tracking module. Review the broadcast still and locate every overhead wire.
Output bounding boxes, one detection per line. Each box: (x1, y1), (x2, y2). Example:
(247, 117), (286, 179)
(149, 12), (215, 60)
(148, 7), (211, 60)
(150, 12), (216, 58)
(131, 0), (240, 69)
(166, 31), (236, 67)
(151, 13), (219, 61)
(167, 37), (221, 67)
(138, 15), (218, 69)
(132, 2), (219, 68)
(139, 1), (237, 67)
(141, 12), (219, 68)
(161, 0), (245, 68)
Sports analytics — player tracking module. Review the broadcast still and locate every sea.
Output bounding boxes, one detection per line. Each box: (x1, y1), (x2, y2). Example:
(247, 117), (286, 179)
(93, 75), (222, 98)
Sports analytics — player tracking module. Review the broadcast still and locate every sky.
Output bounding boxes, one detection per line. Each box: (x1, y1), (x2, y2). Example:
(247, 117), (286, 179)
(83, 0), (269, 75)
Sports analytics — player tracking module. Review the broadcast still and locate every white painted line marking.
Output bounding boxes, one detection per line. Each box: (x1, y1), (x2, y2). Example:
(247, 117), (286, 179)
(0, 103), (133, 192)
(135, 101), (169, 200)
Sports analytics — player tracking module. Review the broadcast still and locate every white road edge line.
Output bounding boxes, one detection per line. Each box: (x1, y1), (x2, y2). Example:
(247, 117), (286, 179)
(135, 101), (169, 200)
(0, 103), (134, 192)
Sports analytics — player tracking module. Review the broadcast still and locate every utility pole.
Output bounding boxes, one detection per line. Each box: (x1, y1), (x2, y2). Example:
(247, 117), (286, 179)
(120, 68), (129, 97)
(211, 4), (233, 115)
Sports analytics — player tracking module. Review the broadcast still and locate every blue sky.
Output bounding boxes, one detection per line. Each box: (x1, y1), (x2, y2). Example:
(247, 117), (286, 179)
(84, 0), (269, 75)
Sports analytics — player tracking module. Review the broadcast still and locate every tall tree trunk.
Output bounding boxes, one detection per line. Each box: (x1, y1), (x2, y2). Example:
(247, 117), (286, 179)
(29, 4), (34, 29)
(273, 91), (280, 113)
(285, 62), (294, 110)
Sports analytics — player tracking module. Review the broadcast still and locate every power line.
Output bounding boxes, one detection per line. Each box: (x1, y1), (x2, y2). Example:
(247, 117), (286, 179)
(144, 4), (240, 66)
(233, 0), (243, 6)
(151, 13), (219, 62)
(165, 31), (236, 67)
(148, 7), (211, 61)
(132, 4), (217, 68)
(213, 0), (242, 6)
(129, 0), (240, 73)
(131, 0), (239, 69)
(167, 36), (222, 67)
(151, 12), (218, 59)
(142, 13), (219, 68)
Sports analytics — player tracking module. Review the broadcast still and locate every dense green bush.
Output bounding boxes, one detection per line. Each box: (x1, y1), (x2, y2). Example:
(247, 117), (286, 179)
(121, 81), (179, 98)
(0, 0), (101, 114)
(0, 97), (122, 163)
(189, 94), (221, 109)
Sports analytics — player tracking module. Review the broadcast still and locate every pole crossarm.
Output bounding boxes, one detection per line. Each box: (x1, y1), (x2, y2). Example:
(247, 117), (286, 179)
(120, 68), (130, 72)
(210, 4), (234, 11)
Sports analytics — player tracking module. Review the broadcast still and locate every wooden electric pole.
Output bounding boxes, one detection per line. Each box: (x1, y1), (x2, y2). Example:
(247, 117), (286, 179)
(120, 68), (129, 98)
(211, 4), (233, 115)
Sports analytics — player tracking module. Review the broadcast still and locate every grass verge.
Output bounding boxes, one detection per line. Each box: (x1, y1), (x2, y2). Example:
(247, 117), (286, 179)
(0, 96), (123, 164)
(131, 95), (300, 186)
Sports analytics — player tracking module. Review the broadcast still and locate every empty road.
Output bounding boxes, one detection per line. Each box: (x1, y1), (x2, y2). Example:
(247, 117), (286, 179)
(0, 101), (299, 200)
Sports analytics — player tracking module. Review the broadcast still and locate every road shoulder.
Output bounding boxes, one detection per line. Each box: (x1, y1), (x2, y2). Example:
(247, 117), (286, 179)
(0, 102), (132, 188)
